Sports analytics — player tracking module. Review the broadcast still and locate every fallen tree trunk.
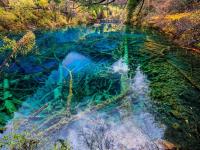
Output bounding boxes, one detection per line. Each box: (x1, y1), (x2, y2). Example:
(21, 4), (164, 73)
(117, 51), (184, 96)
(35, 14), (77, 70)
(37, 89), (132, 136)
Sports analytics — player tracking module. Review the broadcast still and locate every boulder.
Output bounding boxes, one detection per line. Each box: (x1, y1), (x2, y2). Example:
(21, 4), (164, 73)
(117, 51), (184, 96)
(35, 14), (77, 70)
(155, 139), (177, 150)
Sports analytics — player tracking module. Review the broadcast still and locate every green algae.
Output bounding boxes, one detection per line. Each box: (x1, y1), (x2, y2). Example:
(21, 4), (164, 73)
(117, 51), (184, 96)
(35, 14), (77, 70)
(137, 40), (200, 149)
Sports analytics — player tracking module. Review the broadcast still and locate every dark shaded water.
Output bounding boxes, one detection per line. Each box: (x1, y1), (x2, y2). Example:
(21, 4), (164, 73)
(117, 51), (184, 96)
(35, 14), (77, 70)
(0, 24), (200, 149)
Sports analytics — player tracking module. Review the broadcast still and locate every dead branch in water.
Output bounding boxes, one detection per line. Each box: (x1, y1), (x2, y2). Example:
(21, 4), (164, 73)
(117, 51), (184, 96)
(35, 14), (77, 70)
(66, 69), (73, 115)
(37, 89), (132, 136)
(29, 103), (49, 119)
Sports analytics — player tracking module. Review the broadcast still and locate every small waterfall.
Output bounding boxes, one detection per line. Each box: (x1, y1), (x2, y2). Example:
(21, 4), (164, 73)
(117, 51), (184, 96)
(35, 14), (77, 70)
(112, 58), (129, 74)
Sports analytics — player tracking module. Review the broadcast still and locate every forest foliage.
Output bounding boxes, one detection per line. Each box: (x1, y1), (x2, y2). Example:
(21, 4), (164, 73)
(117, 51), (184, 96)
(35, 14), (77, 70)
(0, 0), (125, 31)
(138, 0), (200, 50)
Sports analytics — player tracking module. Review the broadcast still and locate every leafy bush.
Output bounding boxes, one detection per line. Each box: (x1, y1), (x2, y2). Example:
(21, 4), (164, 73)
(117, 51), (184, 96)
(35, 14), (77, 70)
(0, 132), (39, 150)
(16, 31), (36, 56)
(0, 8), (18, 30)
(35, 0), (49, 8)
(9, 0), (35, 8)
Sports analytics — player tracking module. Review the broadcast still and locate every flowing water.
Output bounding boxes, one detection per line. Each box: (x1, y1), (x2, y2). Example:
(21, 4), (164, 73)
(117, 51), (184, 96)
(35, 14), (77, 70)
(0, 24), (200, 149)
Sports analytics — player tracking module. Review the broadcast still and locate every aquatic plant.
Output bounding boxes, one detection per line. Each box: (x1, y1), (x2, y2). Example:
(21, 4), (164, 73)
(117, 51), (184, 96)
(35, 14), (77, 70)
(0, 132), (39, 150)
(138, 41), (200, 149)
(0, 131), (72, 150)
(54, 139), (71, 150)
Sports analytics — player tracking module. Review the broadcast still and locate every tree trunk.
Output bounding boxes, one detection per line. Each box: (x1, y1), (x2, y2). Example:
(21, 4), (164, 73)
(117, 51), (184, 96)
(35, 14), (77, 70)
(126, 0), (141, 24)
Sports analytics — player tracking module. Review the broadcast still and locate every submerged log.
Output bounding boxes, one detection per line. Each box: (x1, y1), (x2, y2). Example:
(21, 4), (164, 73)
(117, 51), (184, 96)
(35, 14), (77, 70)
(29, 103), (49, 119)
(37, 89), (132, 136)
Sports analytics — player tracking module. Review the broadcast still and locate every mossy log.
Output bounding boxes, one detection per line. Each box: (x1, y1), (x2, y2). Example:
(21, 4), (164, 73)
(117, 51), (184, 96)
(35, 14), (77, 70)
(37, 89), (132, 136)
(29, 103), (49, 119)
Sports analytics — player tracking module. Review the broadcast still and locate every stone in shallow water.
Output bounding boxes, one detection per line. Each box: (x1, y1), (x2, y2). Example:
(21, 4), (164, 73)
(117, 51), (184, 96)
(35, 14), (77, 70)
(112, 58), (129, 74)
(155, 140), (177, 150)
(172, 123), (180, 129)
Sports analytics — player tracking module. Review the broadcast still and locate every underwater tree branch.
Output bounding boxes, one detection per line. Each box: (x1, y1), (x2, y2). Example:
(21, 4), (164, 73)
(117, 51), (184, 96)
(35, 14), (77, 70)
(37, 88), (132, 136)
(67, 69), (73, 115)
(0, 31), (35, 73)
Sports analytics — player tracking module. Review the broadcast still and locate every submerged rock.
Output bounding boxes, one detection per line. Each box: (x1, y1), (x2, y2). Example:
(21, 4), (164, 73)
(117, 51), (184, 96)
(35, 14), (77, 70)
(112, 58), (129, 74)
(172, 123), (180, 129)
(155, 140), (177, 150)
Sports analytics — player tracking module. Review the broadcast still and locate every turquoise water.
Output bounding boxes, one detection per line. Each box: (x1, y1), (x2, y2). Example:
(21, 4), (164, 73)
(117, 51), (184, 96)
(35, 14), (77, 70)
(0, 24), (200, 149)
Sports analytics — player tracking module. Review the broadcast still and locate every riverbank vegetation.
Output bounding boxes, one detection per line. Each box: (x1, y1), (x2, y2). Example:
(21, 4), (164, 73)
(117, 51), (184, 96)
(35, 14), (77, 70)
(138, 0), (200, 50)
(0, 0), (125, 31)
(0, 0), (199, 50)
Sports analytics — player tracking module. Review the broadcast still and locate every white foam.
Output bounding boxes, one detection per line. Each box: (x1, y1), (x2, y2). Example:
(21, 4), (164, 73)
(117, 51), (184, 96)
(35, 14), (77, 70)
(112, 58), (129, 74)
